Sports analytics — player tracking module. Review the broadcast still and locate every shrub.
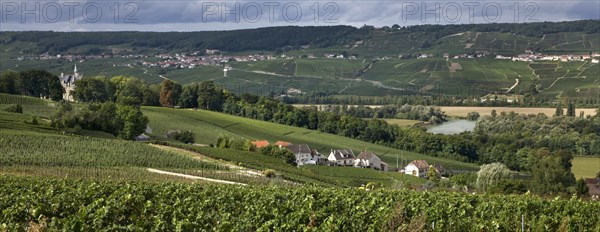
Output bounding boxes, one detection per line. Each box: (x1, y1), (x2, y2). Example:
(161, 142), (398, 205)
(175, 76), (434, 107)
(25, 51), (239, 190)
(263, 169), (276, 178)
(3, 103), (23, 113)
(167, 130), (195, 144)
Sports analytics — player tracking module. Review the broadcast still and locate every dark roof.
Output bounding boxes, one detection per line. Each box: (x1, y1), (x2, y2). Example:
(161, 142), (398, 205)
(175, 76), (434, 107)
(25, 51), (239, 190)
(409, 160), (429, 170)
(331, 149), (355, 160)
(584, 178), (598, 185)
(356, 151), (380, 161)
(433, 164), (446, 173)
(585, 178), (600, 196)
(287, 144), (311, 154)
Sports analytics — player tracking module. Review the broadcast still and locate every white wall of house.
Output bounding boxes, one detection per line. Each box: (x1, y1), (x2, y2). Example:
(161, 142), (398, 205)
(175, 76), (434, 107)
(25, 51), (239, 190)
(405, 164), (424, 177)
(295, 152), (312, 166)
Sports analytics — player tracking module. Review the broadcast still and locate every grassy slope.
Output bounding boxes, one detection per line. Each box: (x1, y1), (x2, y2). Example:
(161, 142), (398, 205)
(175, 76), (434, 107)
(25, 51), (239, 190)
(0, 94), (430, 186)
(143, 106), (479, 171)
(572, 156), (600, 179)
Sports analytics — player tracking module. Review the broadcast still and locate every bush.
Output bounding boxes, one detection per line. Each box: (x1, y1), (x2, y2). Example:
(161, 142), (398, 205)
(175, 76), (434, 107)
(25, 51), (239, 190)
(3, 104), (23, 113)
(167, 130), (195, 144)
(263, 169), (276, 178)
(466, 112), (480, 121)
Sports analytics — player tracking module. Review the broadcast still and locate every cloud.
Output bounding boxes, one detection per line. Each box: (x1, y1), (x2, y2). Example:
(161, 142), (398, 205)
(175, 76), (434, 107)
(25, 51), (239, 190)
(0, 0), (598, 31)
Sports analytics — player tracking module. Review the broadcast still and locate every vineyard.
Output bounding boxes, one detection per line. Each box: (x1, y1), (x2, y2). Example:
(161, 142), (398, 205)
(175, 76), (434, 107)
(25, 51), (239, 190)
(1, 176), (599, 231)
(0, 129), (276, 185)
(155, 141), (425, 187)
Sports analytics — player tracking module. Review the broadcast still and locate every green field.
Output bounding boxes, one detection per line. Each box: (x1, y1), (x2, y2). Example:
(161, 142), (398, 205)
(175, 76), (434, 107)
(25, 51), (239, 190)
(572, 156), (600, 179)
(142, 106), (479, 171)
(0, 94), (445, 186)
(3, 28), (599, 100)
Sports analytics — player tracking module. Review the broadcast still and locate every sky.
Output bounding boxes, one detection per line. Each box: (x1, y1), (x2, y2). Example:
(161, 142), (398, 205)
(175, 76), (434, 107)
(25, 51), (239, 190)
(0, 0), (598, 31)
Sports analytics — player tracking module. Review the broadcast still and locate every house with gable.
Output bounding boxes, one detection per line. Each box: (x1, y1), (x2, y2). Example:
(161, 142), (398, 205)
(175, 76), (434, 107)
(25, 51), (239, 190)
(405, 160), (429, 178)
(328, 149), (355, 166)
(353, 150), (389, 171)
(286, 144), (312, 166)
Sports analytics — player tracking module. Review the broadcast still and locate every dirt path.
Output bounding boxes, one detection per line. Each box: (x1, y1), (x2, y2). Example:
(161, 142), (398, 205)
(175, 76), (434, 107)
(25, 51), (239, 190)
(149, 144), (262, 176)
(506, 79), (519, 93)
(147, 168), (247, 185)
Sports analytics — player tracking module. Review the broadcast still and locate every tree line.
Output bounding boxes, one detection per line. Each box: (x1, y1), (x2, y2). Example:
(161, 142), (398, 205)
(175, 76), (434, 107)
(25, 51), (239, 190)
(0, 70), (63, 101)
(3, 71), (599, 194)
(3, 20), (597, 55)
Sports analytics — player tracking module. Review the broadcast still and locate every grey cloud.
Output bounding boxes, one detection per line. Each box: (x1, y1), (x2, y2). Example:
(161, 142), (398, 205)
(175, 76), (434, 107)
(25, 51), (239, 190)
(0, 0), (597, 31)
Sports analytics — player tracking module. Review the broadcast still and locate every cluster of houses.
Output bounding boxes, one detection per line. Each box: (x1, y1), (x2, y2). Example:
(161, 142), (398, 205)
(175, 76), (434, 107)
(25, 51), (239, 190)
(142, 51), (276, 69)
(496, 52), (600, 63)
(250, 140), (447, 178)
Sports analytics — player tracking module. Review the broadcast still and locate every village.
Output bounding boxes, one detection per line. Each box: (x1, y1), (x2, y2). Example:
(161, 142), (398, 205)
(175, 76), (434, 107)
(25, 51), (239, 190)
(250, 140), (447, 179)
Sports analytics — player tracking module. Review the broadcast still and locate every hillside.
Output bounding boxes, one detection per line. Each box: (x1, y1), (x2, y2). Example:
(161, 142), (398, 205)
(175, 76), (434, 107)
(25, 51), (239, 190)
(142, 106), (479, 171)
(2, 21), (599, 101)
(0, 93), (439, 186)
(1, 20), (598, 56)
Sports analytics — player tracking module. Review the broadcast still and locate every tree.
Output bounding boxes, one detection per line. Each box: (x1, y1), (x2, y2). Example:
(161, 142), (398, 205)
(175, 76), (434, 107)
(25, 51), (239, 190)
(159, 79), (177, 107)
(142, 84), (160, 106)
(530, 149), (576, 194)
(3, 104), (23, 113)
(567, 102), (576, 117)
(116, 105), (149, 140)
(18, 70), (63, 100)
(466, 112), (480, 121)
(491, 109), (497, 118)
(178, 83), (200, 108)
(427, 166), (441, 182)
(48, 75), (64, 101)
(392, 24), (400, 30)
(555, 103), (564, 116)
(197, 81), (225, 111)
(72, 77), (112, 102)
(476, 163), (512, 192)
(575, 178), (589, 197)
(167, 130), (195, 144)
(0, 71), (19, 94)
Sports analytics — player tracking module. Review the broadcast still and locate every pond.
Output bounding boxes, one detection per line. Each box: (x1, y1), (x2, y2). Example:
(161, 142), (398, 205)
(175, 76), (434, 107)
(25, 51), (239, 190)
(427, 120), (476, 135)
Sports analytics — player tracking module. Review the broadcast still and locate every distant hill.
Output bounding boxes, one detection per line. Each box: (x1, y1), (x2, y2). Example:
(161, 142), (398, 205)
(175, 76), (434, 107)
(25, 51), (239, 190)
(1, 20), (599, 56)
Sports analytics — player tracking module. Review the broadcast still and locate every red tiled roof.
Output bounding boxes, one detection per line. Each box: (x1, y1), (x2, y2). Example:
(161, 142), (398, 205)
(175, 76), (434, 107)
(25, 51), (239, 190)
(251, 140), (270, 148)
(275, 141), (291, 147)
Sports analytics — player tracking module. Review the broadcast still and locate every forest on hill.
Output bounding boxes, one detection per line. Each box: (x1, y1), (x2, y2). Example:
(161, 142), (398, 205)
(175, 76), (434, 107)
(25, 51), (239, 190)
(2, 20), (598, 55)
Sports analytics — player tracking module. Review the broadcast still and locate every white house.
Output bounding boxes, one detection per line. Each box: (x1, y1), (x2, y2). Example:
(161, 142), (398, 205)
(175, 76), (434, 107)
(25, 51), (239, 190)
(404, 160), (429, 178)
(328, 149), (355, 166)
(286, 144), (312, 166)
(307, 149), (326, 165)
(353, 151), (389, 171)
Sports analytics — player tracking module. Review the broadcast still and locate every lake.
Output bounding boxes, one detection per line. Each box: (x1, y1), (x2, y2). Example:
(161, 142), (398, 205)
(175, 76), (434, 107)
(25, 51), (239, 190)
(427, 120), (476, 135)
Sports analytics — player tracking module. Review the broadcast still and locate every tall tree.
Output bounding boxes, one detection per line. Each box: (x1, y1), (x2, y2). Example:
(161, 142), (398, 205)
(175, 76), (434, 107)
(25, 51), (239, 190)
(555, 103), (564, 116)
(567, 102), (576, 117)
(197, 81), (225, 111)
(0, 71), (19, 94)
(48, 75), (64, 101)
(178, 83), (200, 108)
(159, 79), (182, 107)
(116, 105), (149, 140)
(476, 163), (512, 192)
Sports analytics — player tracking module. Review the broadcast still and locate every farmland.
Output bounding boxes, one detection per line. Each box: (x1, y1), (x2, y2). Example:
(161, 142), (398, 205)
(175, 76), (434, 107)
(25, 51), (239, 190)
(1, 176), (599, 231)
(0, 94), (446, 187)
(142, 106), (479, 171)
(572, 156), (600, 179)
